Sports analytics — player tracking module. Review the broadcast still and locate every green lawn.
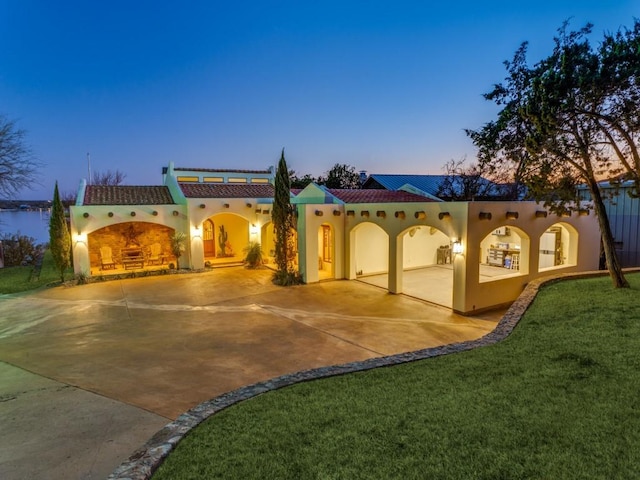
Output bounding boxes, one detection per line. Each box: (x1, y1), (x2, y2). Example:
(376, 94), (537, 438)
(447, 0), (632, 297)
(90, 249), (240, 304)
(0, 250), (73, 294)
(154, 273), (640, 479)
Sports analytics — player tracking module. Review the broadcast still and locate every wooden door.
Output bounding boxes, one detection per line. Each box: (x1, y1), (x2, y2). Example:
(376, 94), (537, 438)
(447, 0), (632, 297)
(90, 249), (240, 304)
(203, 220), (215, 257)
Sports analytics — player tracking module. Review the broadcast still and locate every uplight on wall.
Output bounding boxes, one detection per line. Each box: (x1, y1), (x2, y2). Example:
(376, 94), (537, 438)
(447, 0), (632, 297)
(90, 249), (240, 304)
(73, 232), (88, 244)
(452, 239), (464, 254)
(250, 223), (259, 236)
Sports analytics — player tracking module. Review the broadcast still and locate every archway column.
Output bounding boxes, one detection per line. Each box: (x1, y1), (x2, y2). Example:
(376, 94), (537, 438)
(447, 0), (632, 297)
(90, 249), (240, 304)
(388, 234), (404, 294)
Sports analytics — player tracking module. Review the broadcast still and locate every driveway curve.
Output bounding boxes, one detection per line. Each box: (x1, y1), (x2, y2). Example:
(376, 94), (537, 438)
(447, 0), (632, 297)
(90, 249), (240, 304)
(0, 267), (502, 479)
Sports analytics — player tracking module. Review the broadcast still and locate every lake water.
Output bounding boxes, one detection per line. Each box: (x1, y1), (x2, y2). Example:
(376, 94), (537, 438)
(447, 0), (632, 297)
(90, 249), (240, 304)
(0, 209), (51, 244)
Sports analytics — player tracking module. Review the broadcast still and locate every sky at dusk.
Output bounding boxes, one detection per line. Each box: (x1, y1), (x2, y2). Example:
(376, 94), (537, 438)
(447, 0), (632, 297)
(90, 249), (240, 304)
(0, 1), (637, 199)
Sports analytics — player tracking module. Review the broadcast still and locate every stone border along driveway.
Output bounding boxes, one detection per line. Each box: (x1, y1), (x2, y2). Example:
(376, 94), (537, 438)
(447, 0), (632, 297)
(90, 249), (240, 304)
(108, 269), (632, 480)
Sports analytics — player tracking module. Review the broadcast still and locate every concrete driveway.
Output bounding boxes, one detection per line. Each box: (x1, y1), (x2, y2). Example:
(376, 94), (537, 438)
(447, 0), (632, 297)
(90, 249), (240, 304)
(0, 267), (503, 479)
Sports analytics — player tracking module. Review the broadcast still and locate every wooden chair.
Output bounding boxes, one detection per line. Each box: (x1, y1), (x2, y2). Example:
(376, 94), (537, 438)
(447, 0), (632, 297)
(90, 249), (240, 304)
(147, 242), (163, 265)
(100, 246), (116, 270)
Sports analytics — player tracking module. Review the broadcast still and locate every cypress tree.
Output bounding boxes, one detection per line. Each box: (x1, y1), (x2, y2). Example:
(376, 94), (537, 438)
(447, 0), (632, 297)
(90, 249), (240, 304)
(49, 181), (71, 282)
(272, 149), (298, 284)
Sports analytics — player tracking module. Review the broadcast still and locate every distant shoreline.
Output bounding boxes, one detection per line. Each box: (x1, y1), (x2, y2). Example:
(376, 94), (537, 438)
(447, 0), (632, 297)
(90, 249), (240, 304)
(0, 200), (52, 210)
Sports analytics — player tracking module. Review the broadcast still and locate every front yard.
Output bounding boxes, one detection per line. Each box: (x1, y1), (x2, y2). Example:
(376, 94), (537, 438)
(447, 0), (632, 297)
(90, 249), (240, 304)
(153, 273), (640, 479)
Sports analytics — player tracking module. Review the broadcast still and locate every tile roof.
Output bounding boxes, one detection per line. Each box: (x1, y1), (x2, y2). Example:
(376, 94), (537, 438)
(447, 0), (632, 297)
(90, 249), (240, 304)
(327, 189), (433, 204)
(179, 183), (275, 198)
(83, 186), (175, 205)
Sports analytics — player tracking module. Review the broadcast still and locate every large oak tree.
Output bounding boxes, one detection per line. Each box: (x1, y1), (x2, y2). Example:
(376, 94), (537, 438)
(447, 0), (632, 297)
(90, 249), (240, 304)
(467, 20), (640, 288)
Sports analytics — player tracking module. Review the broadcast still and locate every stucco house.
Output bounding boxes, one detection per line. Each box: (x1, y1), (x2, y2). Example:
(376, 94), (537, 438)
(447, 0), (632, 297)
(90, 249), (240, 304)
(70, 162), (600, 314)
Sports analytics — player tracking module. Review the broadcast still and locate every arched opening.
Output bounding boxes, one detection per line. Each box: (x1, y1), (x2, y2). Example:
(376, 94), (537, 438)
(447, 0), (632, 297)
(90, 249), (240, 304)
(539, 222), (578, 271)
(354, 222), (388, 277)
(400, 225), (452, 306)
(205, 213), (249, 265)
(479, 225), (529, 283)
(318, 224), (334, 280)
(87, 221), (173, 273)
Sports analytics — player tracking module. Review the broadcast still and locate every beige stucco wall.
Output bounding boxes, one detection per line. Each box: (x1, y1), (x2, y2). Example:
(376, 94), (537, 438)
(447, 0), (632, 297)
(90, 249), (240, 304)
(459, 202), (600, 314)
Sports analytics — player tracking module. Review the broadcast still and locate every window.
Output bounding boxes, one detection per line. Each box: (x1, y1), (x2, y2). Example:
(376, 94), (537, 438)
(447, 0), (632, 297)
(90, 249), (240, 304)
(177, 176), (199, 182)
(204, 177), (224, 183)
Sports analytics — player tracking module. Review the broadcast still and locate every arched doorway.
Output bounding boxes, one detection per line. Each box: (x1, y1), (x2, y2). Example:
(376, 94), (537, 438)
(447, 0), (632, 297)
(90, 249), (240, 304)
(538, 222), (578, 271)
(479, 225), (529, 282)
(400, 225), (452, 306)
(205, 213), (250, 265)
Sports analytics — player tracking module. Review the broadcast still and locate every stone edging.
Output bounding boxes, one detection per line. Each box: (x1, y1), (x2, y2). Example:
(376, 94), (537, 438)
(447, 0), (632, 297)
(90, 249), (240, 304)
(107, 269), (626, 480)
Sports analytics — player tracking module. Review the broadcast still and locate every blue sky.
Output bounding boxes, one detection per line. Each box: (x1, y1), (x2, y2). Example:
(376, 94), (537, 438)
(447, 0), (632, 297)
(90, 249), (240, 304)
(0, 1), (636, 199)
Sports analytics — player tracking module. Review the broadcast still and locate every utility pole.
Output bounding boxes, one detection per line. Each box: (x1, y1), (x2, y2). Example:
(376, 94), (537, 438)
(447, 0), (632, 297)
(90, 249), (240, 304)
(87, 152), (92, 185)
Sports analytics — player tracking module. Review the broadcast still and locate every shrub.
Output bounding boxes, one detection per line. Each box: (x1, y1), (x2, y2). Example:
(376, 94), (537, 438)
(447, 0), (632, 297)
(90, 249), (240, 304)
(0, 232), (43, 267)
(272, 270), (303, 286)
(243, 242), (263, 269)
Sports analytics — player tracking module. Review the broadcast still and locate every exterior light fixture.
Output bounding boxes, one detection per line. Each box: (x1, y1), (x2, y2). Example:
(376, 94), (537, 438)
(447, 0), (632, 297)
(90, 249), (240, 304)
(506, 211), (519, 220)
(452, 239), (464, 254)
(438, 212), (451, 220)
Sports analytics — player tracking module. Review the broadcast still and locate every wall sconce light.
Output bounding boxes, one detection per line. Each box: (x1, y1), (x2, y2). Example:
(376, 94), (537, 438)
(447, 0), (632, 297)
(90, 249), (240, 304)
(438, 212), (451, 220)
(361, 210), (370, 218)
(535, 210), (548, 218)
(376, 210), (386, 218)
(414, 211), (426, 220)
(395, 211), (406, 219)
(505, 211), (519, 220)
(250, 223), (259, 235)
(130, 211), (136, 217)
(452, 239), (464, 254)
(478, 212), (492, 220)
(74, 232), (88, 244)
(333, 209), (341, 216)
(315, 210), (324, 216)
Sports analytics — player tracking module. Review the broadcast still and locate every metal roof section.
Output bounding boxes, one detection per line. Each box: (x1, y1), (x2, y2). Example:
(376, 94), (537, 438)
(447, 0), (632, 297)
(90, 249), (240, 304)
(327, 189), (432, 204)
